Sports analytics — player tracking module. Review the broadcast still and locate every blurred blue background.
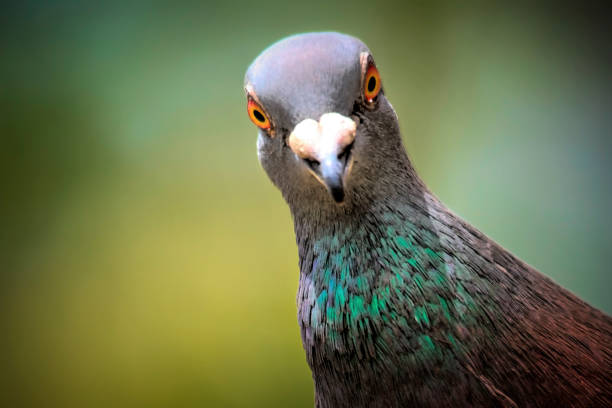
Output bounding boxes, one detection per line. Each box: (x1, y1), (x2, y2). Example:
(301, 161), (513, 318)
(1, 2), (611, 407)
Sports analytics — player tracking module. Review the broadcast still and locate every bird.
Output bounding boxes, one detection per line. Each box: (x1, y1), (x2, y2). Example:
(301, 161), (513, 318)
(243, 32), (612, 407)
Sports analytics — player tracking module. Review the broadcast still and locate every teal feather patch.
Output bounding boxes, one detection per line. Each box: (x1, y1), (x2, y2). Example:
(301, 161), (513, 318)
(300, 208), (498, 367)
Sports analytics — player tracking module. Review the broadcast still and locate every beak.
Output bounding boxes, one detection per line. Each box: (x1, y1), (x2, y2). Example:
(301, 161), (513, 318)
(319, 154), (346, 202)
(288, 113), (357, 203)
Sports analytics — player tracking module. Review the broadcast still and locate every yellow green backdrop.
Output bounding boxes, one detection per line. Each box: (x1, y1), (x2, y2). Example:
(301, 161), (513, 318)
(2, 2), (610, 407)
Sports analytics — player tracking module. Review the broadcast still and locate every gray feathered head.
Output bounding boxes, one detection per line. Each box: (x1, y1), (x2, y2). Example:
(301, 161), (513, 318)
(245, 32), (410, 215)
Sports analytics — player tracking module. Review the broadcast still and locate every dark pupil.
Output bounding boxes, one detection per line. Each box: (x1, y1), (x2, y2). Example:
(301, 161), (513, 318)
(253, 109), (265, 122)
(367, 76), (377, 92)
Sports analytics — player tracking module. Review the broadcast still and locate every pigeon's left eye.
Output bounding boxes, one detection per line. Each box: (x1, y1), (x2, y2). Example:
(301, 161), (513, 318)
(363, 64), (381, 102)
(247, 99), (272, 130)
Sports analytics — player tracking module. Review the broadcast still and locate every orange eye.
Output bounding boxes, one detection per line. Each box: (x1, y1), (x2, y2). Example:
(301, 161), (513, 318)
(247, 98), (271, 130)
(363, 64), (381, 102)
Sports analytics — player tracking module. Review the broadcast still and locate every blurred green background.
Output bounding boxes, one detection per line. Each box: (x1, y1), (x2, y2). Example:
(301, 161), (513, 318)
(1, 2), (610, 407)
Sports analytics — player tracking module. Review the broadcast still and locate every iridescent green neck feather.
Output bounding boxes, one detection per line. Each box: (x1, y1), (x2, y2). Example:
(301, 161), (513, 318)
(296, 200), (495, 373)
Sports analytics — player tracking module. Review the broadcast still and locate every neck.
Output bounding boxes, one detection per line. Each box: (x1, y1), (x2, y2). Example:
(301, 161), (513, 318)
(289, 143), (503, 405)
(291, 145), (429, 281)
(292, 154), (465, 353)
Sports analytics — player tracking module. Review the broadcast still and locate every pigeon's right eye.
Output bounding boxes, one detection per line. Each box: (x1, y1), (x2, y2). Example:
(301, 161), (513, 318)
(247, 98), (272, 131)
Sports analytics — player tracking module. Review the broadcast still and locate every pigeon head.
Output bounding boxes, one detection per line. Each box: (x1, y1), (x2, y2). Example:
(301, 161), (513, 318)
(244, 32), (412, 215)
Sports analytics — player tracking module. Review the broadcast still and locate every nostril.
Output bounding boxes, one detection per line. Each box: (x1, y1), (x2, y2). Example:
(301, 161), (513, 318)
(304, 157), (320, 171)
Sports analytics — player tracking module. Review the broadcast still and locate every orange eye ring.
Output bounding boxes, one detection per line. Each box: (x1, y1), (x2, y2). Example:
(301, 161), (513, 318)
(363, 64), (381, 102)
(247, 98), (272, 130)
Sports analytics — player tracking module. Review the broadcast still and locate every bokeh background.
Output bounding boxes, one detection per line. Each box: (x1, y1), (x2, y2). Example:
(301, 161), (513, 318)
(1, 2), (611, 407)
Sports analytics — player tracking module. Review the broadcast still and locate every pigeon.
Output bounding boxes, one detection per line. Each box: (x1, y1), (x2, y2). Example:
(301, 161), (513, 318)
(244, 32), (612, 407)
